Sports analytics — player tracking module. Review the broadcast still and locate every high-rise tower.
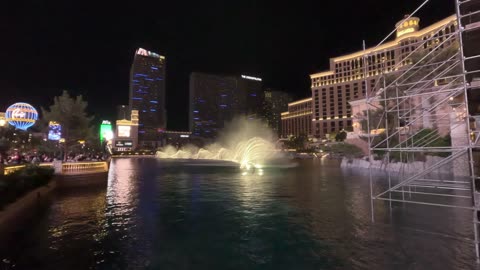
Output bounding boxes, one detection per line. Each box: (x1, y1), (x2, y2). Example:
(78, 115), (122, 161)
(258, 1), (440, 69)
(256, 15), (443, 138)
(129, 48), (166, 141)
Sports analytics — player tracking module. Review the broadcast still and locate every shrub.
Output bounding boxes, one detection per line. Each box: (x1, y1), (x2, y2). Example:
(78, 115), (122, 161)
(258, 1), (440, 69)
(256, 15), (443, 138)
(322, 143), (363, 158)
(335, 131), (347, 142)
(0, 165), (54, 209)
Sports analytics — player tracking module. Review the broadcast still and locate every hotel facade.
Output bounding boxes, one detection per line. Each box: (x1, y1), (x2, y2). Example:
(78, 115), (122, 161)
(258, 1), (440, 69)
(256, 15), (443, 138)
(280, 98), (312, 137)
(282, 15), (458, 138)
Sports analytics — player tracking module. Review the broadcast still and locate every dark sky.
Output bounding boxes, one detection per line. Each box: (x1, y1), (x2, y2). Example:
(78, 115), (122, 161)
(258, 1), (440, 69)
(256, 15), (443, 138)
(1, 0), (454, 130)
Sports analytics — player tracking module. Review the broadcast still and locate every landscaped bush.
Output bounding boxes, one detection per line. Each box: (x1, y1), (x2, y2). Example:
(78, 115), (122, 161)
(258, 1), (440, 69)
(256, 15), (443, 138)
(321, 143), (363, 158)
(0, 165), (54, 209)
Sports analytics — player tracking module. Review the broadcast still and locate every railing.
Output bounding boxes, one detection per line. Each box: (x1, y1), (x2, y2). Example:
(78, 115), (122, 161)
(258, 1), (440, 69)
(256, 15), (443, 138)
(4, 165), (27, 175)
(61, 162), (108, 174)
(3, 161), (109, 176)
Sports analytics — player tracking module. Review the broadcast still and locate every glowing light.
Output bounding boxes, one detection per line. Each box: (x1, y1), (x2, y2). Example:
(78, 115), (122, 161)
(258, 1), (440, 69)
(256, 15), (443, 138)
(0, 113), (6, 127)
(241, 75), (262, 81)
(136, 48), (164, 59)
(288, 98), (312, 106)
(396, 27), (415, 37)
(5, 102), (38, 130)
(48, 121), (62, 141)
(118, 126), (131, 137)
(104, 130), (114, 140)
(100, 121), (113, 142)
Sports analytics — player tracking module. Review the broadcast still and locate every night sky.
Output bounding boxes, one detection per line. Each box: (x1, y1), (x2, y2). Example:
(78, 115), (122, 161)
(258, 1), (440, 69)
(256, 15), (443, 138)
(1, 0), (454, 130)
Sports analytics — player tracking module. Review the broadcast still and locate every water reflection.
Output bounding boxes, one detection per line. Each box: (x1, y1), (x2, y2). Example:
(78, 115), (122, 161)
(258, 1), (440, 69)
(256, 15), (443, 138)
(1, 158), (479, 269)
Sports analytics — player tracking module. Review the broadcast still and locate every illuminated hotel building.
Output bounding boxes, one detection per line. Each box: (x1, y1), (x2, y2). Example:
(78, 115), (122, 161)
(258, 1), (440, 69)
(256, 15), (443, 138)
(305, 15), (458, 138)
(281, 98), (312, 137)
(129, 48), (166, 141)
(189, 73), (263, 138)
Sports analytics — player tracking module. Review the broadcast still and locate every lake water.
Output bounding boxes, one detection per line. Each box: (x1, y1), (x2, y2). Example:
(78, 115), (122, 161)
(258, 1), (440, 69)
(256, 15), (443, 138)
(1, 157), (479, 269)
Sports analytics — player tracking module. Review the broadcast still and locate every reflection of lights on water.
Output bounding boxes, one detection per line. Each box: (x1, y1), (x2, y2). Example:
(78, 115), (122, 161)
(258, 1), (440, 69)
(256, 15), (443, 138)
(241, 167), (264, 176)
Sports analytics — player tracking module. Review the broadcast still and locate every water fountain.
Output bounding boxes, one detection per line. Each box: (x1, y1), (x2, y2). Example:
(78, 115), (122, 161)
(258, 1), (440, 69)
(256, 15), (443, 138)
(156, 118), (294, 169)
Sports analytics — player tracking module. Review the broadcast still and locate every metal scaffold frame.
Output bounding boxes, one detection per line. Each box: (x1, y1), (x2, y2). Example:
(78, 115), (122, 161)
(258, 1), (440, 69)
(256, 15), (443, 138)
(365, 0), (480, 261)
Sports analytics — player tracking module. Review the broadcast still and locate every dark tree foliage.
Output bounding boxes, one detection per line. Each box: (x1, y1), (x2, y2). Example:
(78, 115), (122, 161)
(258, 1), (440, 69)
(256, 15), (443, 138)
(42, 91), (94, 161)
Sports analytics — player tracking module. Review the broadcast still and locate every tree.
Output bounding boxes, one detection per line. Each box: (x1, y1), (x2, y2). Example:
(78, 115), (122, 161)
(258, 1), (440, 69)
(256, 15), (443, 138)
(327, 132), (337, 142)
(42, 91), (94, 161)
(335, 130), (347, 142)
(284, 134), (307, 150)
(0, 137), (11, 162)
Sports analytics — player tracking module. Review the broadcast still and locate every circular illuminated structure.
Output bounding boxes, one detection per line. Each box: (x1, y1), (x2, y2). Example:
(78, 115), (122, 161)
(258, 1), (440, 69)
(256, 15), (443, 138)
(5, 102), (39, 130)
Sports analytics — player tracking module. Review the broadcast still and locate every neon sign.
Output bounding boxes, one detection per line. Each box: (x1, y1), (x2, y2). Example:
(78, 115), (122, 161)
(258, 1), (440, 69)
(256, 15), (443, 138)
(100, 121), (113, 142)
(118, 125), (131, 138)
(48, 121), (62, 141)
(5, 102), (38, 130)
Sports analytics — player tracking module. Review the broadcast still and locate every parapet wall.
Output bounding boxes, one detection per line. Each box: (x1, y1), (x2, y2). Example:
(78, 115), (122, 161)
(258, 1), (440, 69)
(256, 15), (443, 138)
(340, 156), (454, 175)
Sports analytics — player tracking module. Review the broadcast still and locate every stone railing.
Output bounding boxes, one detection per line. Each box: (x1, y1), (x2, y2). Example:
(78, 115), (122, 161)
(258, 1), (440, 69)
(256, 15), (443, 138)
(3, 165), (27, 175)
(3, 161), (109, 176)
(61, 162), (108, 174)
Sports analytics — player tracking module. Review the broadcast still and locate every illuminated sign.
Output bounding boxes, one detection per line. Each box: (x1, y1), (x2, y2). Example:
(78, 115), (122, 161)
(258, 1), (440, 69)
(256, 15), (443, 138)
(115, 140), (133, 147)
(100, 121), (113, 142)
(241, 75), (262, 81)
(117, 125), (131, 138)
(180, 135), (190, 138)
(397, 27), (415, 37)
(5, 102), (38, 130)
(48, 121), (62, 141)
(136, 48), (165, 59)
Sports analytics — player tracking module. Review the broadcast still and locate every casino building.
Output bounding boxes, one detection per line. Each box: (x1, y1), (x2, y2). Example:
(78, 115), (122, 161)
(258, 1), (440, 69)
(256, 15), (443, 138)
(311, 15), (457, 138)
(282, 15), (458, 138)
(280, 98), (312, 137)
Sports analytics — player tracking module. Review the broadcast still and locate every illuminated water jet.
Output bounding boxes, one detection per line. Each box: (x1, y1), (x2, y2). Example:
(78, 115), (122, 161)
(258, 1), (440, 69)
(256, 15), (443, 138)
(156, 137), (278, 169)
(155, 118), (294, 169)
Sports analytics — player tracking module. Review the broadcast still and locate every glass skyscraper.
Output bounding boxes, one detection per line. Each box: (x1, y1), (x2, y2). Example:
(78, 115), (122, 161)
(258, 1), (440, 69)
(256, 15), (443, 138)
(189, 73), (263, 138)
(129, 48), (166, 142)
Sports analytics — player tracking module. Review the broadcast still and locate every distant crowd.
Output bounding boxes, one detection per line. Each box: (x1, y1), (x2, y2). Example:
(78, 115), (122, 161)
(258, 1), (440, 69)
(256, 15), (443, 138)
(1, 153), (109, 165)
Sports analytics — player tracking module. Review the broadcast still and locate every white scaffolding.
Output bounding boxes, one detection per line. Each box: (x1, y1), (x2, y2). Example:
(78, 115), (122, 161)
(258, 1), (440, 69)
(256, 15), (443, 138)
(366, 0), (480, 261)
